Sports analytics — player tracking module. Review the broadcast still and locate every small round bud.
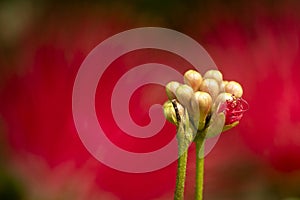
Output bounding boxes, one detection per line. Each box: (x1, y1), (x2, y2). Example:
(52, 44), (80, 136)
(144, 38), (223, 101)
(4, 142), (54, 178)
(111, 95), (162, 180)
(225, 81), (243, 98)
(219, 80), (228, 92)
(192, 91), (212, 116)
(214, 92), (233, 105)
(191, 91), (212, 130)
(163, 100), (184, 125)
(213, 92), (233, 112)
(199, 78), (219, 100)
(183, 70), (202, 91)
(203, 70), (223, 84)
(166, 81), (180, 100)
(175, 84), (194, 110)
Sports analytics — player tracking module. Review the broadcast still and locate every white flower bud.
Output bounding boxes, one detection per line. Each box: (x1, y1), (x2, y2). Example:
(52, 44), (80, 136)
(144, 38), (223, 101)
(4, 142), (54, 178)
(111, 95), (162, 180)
(203, 70), (223, 84)
(166, 81), (181, 100)
(175, 84), (194, 110)
(212, 92), (233, 112)
(199, 78), (220, 100)
(225, 81), (243, 98)
(183, 70), (202, 91)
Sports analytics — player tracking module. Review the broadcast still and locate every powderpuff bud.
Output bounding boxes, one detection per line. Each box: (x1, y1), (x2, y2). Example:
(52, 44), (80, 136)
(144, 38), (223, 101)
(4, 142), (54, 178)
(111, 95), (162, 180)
(203, 70), (223, 85)
(166, 81), (181, 100)
(175, 84), (194, 111)
(183, 70), (203, 91)
(163, 100), (184, 125)
(199, 78), (220, 100)
(219, 95), (249, 125)
(190, 91), (212, 130)
(225, 81), (243, 98)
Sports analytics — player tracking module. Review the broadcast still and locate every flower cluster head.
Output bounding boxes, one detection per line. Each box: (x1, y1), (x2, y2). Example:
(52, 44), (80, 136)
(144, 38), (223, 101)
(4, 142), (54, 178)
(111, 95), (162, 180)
(163, 69), (248, 139)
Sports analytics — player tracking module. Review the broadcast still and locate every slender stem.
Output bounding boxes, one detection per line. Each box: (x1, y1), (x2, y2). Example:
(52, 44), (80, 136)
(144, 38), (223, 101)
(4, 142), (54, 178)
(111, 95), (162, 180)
(172, 99), (188, 200)
(174, 148), (188, 200)
(195, 136), (205, 200)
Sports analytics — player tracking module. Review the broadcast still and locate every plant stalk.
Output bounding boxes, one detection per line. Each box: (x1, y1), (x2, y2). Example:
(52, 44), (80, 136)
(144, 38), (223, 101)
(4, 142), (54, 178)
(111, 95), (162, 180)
(174, 147), (188, 200)
(195, 136), (205, 200)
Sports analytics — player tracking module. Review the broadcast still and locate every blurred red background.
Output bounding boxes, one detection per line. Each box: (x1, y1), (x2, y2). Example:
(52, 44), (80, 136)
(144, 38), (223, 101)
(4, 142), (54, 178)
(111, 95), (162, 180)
(1, 0), (300, 199)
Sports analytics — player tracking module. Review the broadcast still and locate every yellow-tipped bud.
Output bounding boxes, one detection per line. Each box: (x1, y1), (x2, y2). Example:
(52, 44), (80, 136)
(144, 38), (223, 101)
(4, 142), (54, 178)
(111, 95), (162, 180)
(199, 78), (220, 100)
(166, 81), (181, 100)
(191, 91), (212, 130)
(193, 91), (212, 116)
(225, 81), (243, 98)
(163, 100), (183, 125)
(175, 84), (194, 110)
(203, 70), (223, 84)
(183, 70), (203, 91)
(220, 80), (228, 92)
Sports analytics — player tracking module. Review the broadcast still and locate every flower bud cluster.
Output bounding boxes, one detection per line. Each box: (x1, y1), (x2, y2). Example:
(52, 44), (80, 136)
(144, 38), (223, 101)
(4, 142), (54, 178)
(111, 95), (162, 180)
(163, 69), (248, 138)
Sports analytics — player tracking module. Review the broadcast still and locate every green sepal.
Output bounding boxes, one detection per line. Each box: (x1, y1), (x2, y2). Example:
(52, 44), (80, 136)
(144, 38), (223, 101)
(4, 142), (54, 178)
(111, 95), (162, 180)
(222, 121), (239, 132)
(205, 112), (225, 138)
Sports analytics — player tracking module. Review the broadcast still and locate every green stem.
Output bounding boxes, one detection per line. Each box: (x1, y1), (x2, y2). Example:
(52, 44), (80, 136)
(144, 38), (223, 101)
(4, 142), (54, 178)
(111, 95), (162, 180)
(174, 145), (188, 200)
(195, 136), (205, 200)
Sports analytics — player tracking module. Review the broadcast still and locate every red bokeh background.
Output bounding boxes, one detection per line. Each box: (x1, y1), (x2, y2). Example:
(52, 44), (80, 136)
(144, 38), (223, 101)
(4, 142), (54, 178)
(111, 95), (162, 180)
(1, 1), (300, 199)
